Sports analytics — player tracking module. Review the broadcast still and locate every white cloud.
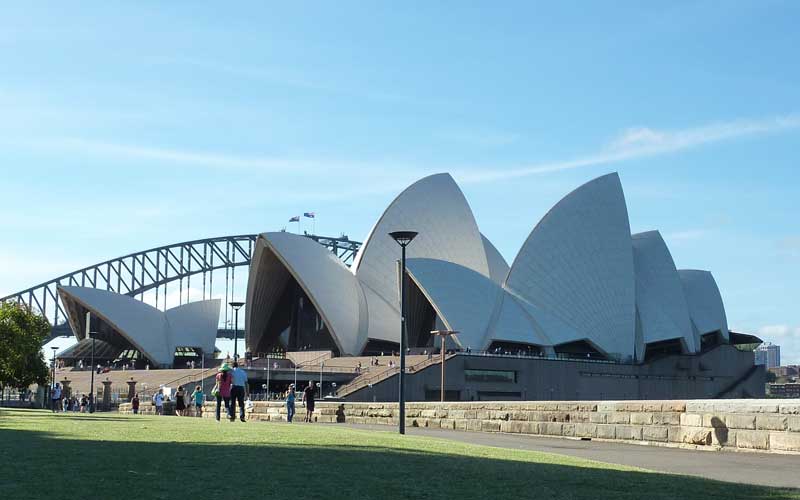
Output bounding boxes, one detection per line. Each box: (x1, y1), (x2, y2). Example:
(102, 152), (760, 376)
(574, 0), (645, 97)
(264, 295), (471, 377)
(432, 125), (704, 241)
(758, 325), (793, 338)
(455, 113), (800, 184)
(20, 113), (800, 190)
(50, 138), (313, 172)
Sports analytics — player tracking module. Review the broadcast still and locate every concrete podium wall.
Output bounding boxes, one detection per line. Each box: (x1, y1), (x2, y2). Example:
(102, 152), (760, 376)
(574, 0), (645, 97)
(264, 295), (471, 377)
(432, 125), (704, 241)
(187, 399), (800, 454)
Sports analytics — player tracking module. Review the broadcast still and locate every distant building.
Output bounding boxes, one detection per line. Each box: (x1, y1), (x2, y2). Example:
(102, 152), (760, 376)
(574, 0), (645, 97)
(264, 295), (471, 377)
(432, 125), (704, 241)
(768, 383), (800, 398)
(769, 365), (799, 379)
(755, 343), (781, 368)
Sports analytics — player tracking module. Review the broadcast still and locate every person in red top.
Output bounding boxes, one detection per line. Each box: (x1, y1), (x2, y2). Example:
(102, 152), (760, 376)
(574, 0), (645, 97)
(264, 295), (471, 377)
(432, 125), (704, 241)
(214, 363), (233, 421)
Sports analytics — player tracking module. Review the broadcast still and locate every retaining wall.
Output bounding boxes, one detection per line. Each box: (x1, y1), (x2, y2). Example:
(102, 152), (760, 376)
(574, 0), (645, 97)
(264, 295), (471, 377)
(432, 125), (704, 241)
(166, 399), (800, 454)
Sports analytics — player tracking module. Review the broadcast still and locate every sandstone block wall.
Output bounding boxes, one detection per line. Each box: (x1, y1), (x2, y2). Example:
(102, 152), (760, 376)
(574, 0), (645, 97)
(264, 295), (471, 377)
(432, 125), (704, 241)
(119, 399), (800, 454)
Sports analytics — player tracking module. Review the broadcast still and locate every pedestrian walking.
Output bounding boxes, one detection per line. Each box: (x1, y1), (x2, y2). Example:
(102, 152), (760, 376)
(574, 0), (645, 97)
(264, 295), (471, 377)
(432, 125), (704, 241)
(51, 383), (62, 413)
(213, 363), (232, 421)
(153, 388), (164, 415)
(286, 384), (296, 423)
(191, 385), (204, 417)
(301, 380), (316, 422)
(80, 394), (88, 413)
(175, 386), (186, 416)
(131, 393), (140, 414)
(228, 362), (248, 422)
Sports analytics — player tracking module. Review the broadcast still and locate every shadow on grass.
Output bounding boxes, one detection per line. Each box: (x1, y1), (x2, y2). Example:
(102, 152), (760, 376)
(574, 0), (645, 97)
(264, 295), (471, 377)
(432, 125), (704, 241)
(3, 414), (136, 422)
(0, 425), (797, 500)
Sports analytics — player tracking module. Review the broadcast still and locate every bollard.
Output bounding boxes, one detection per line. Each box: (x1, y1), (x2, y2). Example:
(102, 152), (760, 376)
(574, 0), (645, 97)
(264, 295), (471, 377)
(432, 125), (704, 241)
(102, 379), (113, 411)
(126, 378), (137, 402)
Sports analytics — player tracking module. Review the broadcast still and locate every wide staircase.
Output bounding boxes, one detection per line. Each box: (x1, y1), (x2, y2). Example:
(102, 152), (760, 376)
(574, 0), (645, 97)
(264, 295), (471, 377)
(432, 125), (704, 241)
(335, 354), (445, 398)
(52, 366), (217, 398)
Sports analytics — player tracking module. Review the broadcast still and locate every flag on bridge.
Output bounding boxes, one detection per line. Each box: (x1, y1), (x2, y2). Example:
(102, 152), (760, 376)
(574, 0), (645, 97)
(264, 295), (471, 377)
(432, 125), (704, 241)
(303, 212), (315, 218)
(289, 216), (300, 222)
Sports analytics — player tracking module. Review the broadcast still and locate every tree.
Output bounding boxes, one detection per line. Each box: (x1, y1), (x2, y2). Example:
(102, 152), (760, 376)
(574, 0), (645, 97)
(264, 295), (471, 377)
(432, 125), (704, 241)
(0, 301), (50, 392)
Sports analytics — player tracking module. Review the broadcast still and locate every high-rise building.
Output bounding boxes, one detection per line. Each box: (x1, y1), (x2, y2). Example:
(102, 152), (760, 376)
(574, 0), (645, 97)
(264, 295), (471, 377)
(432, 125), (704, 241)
(755, 342), (781, 368)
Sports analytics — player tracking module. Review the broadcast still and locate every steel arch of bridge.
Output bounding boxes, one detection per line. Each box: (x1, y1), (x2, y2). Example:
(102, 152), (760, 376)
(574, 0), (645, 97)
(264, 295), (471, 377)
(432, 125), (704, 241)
(1, 233), (361, 332)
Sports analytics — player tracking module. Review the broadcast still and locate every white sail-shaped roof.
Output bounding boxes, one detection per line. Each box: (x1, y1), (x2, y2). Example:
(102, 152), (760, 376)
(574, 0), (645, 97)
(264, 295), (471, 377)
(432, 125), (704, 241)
(353, 173), (490, 311)
(632, 231), (697, 356)
(481, 234), (510, 285)
(486, 291), (553, 348)
(165, 299), (221, 357)
(57, 286), (220, 367)
(504, 173), (636, 360)
(406, 258), (502, 350)
(678, 269), (729, 343)
(246, 232), (366, 356)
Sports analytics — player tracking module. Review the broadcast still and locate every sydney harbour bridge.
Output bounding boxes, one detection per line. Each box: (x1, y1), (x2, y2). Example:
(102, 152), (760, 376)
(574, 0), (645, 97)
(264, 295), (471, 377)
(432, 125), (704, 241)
(0, 233), (361, 341)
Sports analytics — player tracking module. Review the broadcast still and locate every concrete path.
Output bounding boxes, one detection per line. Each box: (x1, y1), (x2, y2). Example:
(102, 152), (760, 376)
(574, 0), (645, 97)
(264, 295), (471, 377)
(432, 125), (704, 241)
(342, 424), (800, 489)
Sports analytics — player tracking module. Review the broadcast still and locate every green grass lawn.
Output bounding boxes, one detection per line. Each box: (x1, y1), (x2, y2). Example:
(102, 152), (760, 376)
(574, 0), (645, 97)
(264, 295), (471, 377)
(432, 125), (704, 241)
(0, 408), (797, 500)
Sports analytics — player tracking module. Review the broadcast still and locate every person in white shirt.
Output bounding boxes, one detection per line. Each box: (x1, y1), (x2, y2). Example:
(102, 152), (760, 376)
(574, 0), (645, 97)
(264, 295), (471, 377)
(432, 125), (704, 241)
(51, 383), (62, 413)
(152, 389), (164, 415)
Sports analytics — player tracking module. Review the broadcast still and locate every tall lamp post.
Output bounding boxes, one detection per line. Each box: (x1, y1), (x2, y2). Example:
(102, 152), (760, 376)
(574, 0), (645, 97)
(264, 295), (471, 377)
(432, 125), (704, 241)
(431, 330), (458, 402)
(50, 346), (58, 410)
(389, 230), (418, 435)
(89, 331), (96, 413)
(229, 301), (245, 361)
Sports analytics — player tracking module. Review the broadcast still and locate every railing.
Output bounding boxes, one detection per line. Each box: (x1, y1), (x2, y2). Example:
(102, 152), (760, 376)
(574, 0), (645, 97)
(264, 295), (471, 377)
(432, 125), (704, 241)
(337, 355), (446, 397)
(160, 367), (218, 393)
(294, 351), (333, 368)
(251, 364), (367, 375)
(457, 350), (628, 365)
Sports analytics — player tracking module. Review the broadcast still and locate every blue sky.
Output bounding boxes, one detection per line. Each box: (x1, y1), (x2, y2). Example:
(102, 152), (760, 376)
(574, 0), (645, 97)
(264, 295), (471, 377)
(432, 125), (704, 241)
(1, 2), (798, 363)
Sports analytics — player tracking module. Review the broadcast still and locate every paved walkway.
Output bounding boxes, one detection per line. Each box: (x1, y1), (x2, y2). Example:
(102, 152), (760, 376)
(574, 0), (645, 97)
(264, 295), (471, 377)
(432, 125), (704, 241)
(342, 424), (800, 489)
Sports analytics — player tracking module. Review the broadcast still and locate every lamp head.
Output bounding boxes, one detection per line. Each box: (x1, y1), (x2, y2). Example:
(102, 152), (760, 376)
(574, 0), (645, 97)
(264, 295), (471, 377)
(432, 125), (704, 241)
(389, 231), (418, 247)
(430, 330), (459, 336)
(229, 301), (245, 310)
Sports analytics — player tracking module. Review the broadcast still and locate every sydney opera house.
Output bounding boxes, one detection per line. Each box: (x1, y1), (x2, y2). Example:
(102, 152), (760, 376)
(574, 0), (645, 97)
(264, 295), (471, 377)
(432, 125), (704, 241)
(52, 171), (764, 400)
(241, 172), (763, 400)
(247, 173), (729, 361)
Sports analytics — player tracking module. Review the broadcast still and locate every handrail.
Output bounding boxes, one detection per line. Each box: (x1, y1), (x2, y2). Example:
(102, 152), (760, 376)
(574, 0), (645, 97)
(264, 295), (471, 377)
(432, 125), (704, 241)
(337, 355), (446, 396)
(296, 352), (333, 368)
(161, 367), (217, 389)
(456, 350), (628, 365)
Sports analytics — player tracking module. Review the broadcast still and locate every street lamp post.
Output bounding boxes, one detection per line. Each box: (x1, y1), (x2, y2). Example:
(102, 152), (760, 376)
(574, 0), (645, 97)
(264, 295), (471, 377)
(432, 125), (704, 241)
(431, 330), (458, 402)
(389, 230), (418, 435)
(229, 301), (245, 361)
(50, 346), (58, 411)
(89, 331), (96, 413)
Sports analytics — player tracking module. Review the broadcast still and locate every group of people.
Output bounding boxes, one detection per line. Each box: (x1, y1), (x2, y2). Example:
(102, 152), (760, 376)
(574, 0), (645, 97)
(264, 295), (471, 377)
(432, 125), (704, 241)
(49, 383), (92, 413)
(211, 362), (250, 422)
(284, 380), (317, 423)
(210, 362), (318, 423)
(173, 385), (205, 416)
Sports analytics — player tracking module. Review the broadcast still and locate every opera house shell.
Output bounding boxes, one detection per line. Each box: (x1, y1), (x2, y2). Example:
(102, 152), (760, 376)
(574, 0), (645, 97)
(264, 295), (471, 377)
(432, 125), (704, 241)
(57, 285), (221, 368)
(246, 172), (730, 363)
